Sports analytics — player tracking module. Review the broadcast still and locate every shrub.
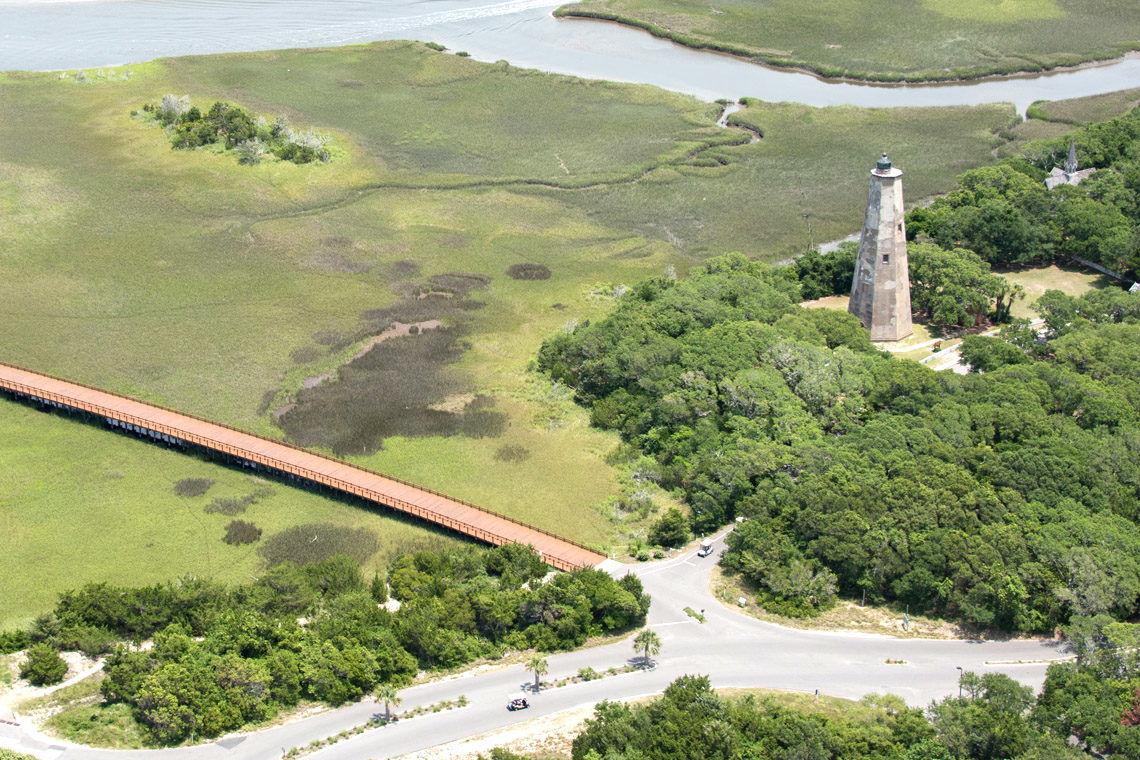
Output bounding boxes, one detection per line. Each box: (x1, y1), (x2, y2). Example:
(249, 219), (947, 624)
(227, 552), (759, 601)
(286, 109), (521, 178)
(235, 138), (267, 165)
(223, 520), (262, 545)
(648, 507), (690, 548)
(0, 750), (39, 760)
(20, 642), (68, 686)
(370, 573), (388, 604)
(174, 478), (214, 497)
(0, 629), (31, 654)
(57, 625), (117, 657)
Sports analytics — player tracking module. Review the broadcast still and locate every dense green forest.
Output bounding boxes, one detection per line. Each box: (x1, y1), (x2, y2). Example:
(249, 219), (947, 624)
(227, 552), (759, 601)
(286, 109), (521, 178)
(908, 108), (1140, 278)
(538, 253), (1140, 629)
(1, 545), (648, 744)
(489, 618), (1139, 760)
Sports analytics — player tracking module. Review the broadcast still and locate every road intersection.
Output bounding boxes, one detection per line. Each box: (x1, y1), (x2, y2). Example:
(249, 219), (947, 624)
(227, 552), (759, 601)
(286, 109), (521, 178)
(1, 531), (1066, 760)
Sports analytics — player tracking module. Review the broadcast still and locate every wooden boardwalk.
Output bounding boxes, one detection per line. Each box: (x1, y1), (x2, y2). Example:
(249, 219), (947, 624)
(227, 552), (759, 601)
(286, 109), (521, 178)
(0, 361), (606, 572)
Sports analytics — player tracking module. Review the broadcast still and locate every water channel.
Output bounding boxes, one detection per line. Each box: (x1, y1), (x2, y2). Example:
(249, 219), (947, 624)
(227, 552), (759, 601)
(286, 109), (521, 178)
(2, 0), (1138, 114)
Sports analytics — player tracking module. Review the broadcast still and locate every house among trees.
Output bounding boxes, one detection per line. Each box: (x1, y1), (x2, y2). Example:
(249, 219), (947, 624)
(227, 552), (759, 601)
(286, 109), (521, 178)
(1044, 141), (1096, 189)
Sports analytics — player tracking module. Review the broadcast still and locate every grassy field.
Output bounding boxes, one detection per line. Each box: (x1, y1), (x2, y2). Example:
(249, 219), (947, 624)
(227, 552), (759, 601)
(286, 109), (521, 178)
(1001, 264), (1109, 315)
(1028, 86), (1140, 123)
(557, 0), (1140, 81)
(0, 41), (1063, 627)
(542, 99), (1019, 261)
(0, 401), (465, 628)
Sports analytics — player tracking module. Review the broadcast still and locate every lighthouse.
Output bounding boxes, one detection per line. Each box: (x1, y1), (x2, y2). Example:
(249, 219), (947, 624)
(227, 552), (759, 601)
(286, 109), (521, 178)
(848, 153), (913, 342)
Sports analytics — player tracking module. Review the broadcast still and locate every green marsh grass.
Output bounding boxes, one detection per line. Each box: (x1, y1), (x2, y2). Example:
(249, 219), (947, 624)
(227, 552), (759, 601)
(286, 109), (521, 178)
(0, 401), (461, 628)
(0, 42), (1046, 625)
(1027, 87), (1140, 124)
(558, 0), (1140, 81)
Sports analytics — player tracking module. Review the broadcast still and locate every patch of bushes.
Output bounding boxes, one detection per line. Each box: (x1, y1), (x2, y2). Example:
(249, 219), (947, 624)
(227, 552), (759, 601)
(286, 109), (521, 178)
(506, 263), (552, 280)
(908, 108), (1140, 278)
(222, 520), (262, 546)
(140, 96), (331, 165)
(0, 750), (40, 760)
(10, 545), (649, 745)
(173, 478), (214, 497)
(56, 624), (117, 657)
(0, 629), (31, 654)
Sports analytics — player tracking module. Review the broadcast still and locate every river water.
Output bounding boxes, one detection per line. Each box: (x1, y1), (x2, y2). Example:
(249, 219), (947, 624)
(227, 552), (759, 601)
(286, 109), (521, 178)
(1, 0), (1139, 113)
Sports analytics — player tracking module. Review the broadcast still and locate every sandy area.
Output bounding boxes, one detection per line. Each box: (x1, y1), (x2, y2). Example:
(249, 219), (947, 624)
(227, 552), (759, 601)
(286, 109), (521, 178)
(0, 650), (102, 722)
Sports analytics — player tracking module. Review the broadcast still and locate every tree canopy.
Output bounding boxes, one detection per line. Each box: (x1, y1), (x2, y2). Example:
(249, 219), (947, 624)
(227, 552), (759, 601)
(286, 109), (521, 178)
(907, 107), (1140, 278)
(6, 544), (649, 745)
(540, 253), (1140, 631)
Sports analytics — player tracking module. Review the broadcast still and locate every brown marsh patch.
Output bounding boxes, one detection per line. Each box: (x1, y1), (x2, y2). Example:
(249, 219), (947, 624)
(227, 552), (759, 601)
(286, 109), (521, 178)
(301, 249), (374, 274)
(277, 326), (507, 455)
(274, 267), (505, 456)
(259, 523), (379, 566)
(427, 272), (491, 295)
(387, 260), (421, 278)
(506, 262), (551, 280)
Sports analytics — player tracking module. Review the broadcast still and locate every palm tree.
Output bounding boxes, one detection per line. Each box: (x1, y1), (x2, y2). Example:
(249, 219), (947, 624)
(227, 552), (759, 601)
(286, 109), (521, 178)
(374, 682), (402, 722)
(633, 628), (661, 668)
(527, 655), (548, 692)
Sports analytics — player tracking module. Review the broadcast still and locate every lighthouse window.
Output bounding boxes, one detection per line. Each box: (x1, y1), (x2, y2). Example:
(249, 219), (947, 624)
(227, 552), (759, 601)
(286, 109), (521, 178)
(897, 223), (903, 231)
(882, 254), (890, 264)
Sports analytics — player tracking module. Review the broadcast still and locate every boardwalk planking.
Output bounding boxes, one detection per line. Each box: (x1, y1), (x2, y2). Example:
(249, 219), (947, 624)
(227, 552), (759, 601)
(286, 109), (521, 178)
(0, 361), (606, 572)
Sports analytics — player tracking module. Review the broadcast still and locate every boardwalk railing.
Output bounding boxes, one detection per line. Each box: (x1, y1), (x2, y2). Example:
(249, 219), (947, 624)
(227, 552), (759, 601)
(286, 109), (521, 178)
(0, 361), (606, 572)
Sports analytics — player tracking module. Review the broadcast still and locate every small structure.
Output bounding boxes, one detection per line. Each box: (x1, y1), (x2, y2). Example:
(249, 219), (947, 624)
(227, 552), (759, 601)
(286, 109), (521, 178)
(848, 153), (913, 342)
(1045, 141), (1096, 190)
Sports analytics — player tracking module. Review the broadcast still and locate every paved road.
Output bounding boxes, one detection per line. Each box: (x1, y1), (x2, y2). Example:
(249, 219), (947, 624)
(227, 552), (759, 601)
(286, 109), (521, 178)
(0, 532), (1066, 760)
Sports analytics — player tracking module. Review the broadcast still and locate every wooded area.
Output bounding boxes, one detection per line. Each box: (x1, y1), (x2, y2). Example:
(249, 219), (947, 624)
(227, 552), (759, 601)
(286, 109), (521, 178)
(1, 545), (648, 744)
(539, 252), (1139, 629)
(909, 108), (1140, 279)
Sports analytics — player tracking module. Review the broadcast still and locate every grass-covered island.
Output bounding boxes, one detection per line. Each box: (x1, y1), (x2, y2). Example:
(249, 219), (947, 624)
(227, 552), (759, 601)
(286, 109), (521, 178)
(557, 0), (1140, 82)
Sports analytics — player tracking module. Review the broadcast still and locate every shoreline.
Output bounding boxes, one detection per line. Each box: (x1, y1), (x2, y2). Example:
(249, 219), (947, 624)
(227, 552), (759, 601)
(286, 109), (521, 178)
(554, 6), (1140, 87)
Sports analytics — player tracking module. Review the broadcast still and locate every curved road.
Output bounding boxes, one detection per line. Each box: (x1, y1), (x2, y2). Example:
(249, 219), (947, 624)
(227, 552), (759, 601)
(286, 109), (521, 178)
(0, 531), (1065, 760)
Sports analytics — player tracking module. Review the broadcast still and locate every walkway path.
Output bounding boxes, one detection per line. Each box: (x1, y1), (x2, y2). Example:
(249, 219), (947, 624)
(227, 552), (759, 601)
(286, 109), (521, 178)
(0, 361), (605, 573)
